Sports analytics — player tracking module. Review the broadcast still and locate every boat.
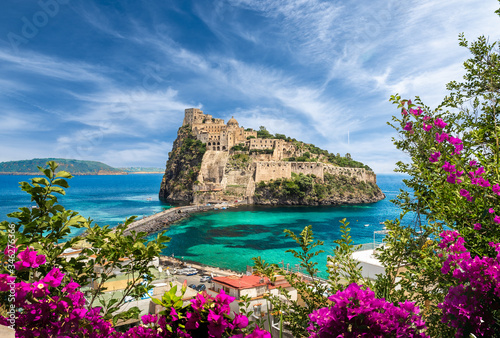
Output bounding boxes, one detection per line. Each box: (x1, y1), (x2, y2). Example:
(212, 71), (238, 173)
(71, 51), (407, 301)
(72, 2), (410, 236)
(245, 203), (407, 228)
(364, 224), (370, 227)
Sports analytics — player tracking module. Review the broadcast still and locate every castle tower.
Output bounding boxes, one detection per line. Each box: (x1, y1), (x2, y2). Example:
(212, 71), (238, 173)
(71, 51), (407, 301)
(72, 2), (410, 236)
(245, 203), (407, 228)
(183, 108), (203, 126)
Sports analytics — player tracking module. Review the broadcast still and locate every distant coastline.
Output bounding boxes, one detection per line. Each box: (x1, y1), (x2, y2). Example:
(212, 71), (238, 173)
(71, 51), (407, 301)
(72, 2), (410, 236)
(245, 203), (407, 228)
(0, 171), (163, 176)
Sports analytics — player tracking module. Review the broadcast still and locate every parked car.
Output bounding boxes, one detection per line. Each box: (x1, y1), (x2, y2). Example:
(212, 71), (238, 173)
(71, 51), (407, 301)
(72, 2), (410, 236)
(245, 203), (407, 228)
(196, 284), (206, 292)
(200, 276), (212, 283)
(188, 284), (197, 290)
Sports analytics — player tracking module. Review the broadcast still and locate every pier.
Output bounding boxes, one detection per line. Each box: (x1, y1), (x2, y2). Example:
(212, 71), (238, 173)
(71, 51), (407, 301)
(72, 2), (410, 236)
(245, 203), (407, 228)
(123, 203), (231, 235)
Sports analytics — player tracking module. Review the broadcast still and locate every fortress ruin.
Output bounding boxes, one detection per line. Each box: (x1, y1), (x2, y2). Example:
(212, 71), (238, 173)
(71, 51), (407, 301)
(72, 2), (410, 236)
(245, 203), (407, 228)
(180, 108), (378, 204)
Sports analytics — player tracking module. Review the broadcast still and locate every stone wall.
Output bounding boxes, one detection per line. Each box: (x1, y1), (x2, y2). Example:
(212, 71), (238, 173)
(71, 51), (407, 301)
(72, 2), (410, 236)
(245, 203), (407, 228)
(254, 161), (292, 182)
(254, 161), (376, 185)
(290, 162), (324, 180)
(323, 165), (377, 184)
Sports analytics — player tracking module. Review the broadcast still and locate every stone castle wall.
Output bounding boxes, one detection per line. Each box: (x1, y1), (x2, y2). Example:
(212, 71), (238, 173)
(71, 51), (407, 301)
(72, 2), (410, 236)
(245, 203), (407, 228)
(254, 161), (292, 182)
(290, 162), (324, 180)
(254, 161), (376, 185)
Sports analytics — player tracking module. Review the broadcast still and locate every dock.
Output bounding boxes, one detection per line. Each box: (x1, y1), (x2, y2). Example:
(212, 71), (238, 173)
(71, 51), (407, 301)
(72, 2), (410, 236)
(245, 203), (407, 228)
(123, 203), (233, 235)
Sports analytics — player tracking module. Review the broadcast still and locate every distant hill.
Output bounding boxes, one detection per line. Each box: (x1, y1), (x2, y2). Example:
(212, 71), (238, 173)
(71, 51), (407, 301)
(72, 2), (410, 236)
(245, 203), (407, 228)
(119, 167), (164, 173)
(0, 158), (127, 175)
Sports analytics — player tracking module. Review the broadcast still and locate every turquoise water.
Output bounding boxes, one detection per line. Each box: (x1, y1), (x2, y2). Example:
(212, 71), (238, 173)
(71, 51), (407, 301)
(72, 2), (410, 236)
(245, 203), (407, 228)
(155, 174), (408, 276)
(0, 174), (170, 236)
(0, 173), (408, 276)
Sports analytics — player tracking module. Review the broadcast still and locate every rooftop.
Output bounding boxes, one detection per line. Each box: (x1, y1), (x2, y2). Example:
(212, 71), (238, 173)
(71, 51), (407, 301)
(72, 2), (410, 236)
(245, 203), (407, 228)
(212, 275), (269, 289)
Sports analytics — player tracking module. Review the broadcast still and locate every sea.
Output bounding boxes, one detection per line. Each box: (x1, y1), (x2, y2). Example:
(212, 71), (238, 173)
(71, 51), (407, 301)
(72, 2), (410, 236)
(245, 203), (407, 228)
(0, 173), (409, 277)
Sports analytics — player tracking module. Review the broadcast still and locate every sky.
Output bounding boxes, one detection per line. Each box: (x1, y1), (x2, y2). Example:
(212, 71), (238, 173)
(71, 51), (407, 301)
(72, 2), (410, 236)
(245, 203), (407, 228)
(0, 0), (499, 173)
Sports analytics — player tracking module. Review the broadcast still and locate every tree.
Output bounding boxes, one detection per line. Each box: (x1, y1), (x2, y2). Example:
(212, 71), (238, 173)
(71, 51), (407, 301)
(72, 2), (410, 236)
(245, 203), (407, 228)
(377, 21), (500, 335)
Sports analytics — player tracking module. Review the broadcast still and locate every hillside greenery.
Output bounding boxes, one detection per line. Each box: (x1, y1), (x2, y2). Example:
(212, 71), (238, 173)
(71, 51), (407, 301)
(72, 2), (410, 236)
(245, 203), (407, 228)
(255, 172), (380, 203)
(254, 126), (372, 170)
(0, 158), (125, 174)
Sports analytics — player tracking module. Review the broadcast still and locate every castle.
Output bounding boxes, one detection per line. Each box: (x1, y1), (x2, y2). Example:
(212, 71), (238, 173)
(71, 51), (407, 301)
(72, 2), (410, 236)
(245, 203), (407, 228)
(177, 108), (379, 205)
(183, 108), (296, 161)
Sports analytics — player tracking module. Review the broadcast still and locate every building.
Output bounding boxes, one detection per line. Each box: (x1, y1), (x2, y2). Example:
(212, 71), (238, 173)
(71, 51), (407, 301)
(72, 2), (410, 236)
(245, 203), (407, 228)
(183, 108), (257, 151)
(212, 274), (297, 317)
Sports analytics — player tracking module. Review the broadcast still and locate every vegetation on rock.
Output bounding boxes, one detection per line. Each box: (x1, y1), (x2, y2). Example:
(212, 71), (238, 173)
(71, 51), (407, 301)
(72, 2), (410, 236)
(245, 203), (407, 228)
(159, 125), (206, 202)
(254, 172), (382, 205)
(0, 158), (125, 175)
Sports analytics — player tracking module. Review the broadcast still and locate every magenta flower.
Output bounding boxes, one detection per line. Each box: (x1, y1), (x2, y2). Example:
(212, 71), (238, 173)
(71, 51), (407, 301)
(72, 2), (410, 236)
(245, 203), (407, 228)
(423, 123), (432, 131)
(423, 115), (431, 121)
(14, 247), (46, 270)
(453, 143), (464, 155)
(402, 108), (408, 116)
(448, 136), (462, 145)
(495, 216), (500, 224)
(473, 223), (482, 230)
(410, 107), (423, 116)
(434, 118), (448, 128)
(307, 283), (428, 337)
(0, 274), (16, 292)
(4, 246), (17, 257)
(403, 122), (413, 131)
(429, 151), (441, 163)
(436, 132), (449, 143)
(42, 267), (65, 288)
(442, 161), (456, 173)
(62, 281), (80, 294)
(447, 174), (462, 184)
(469, 160), (478, 166)
(459, 189), (473, 201)
(231, 313), (249, 329)
(493, 184), (500, 196)
(141, 314), (158, 325)
(489, 208), (495, 214)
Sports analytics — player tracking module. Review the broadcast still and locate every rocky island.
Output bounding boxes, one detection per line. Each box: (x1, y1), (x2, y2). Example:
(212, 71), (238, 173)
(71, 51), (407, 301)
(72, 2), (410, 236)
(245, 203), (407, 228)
(159, 108), (385, 206)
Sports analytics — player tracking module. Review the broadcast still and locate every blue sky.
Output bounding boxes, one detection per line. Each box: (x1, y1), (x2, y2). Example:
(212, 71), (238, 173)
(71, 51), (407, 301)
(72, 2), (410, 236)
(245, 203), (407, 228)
(1, 0), (499, 173)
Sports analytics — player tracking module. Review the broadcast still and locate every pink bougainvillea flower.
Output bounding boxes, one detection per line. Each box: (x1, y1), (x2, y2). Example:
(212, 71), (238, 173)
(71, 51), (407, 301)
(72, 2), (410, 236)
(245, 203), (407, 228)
(495, 215), (500, 224)
(475, 167), (485, 176)
(403, 122), (413, 131)
(447, 174), (462, 184)
(3, 246), (17, 257)
(0, 274), (16, 292)
(469, 160), (478, 166)
(448, 136), (462, 145)
(493, 184), (500, 195)
(423, 124), (432, 131)
(141, 314), (158, 325)
(442, 162), (456, 173)
(429, 151), (441, 163)
(410, 107), (423, 116)
(489, 208), (495, 214)
(436, 132), (449, 143)
(423, 115), (431, 121)
(402, 108), (408, 116)
(459, 189), (473, 201)
(473, 223), (482, 230)
(434, 118), (448, 128)
(62, 280), (80, 294)
(14, 247), (46, 270)
(453, 143), (464, 155)
(42, 267), (65, 288)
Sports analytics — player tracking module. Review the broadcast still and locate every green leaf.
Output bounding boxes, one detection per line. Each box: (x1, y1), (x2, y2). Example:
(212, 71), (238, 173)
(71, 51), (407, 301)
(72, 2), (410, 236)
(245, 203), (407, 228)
(55, 171), (73, 179)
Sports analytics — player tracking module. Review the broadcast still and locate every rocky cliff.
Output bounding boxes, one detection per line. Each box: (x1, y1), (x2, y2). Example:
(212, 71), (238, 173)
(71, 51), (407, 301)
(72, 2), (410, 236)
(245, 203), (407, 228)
(160, 124), (385, 206)
(159, 125), (206, 203)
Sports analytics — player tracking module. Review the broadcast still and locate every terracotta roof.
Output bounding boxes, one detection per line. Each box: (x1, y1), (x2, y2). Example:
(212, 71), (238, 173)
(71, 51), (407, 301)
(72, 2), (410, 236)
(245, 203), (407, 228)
(212, 275), (269, 290)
